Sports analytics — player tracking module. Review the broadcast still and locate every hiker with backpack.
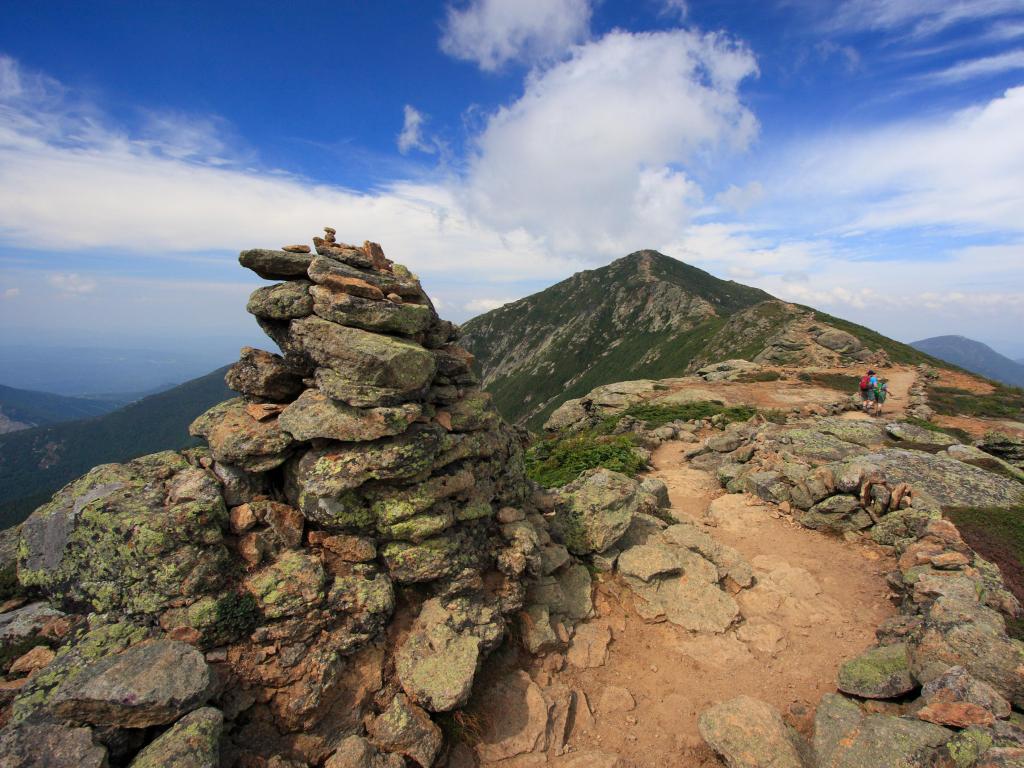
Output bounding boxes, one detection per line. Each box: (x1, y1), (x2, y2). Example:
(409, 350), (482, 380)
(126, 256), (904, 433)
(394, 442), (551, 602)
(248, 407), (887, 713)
(859, 370), (877, 411)
(873, 379), (890, 417)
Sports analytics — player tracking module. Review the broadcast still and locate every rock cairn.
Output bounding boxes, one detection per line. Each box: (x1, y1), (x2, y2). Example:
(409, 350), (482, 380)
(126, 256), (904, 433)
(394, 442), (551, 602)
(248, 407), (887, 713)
(5, 231), (569, 767)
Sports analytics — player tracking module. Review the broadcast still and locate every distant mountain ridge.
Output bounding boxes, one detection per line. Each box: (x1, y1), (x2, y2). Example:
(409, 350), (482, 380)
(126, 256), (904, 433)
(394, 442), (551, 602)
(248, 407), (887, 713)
(0, 365), (232, 529)
(911, 336), (1024, 389)
(461, 250), (937, 428)
(0, 384), (126, 434)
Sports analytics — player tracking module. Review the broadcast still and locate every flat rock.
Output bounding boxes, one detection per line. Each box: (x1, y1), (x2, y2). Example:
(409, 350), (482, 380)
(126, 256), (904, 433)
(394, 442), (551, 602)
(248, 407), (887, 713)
(0, 602), (64, 642)
(921, 665), (1011, 720)
(886, 422), (959, 448)
(813, 692), (951, 768)
(310, 284), (434, 336)
(567, 621), (612, 669)
(246, 280), (313, 320)
(190, 398), (294, 472)
(837, 643), (916, 699)
(50, 639), (213, 728)
(325, 735), (404, 768)
(239, 248), (314, 280)
(128, 706), (223, 768)
(278, 389), (420, 442)
(698, 695), (804, 768)
(617, 543), (684, 582)
(0, 721), (107, 768)
(475, 671), (551, 763)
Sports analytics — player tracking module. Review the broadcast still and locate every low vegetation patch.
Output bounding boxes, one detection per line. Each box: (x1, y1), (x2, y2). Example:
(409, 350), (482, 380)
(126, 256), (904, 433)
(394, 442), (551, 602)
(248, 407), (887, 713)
(903, 416), (972, 444)
(928, 384), (1024, 420)
(527, 400), (758, 487)
(946, 505), (1024, 639)
(617, 401), (755, 429)
(797, 371), (859, 393)
(208, 591), (261, 644)
(735, 370), (782, 383)
(526, 434), (645, 488)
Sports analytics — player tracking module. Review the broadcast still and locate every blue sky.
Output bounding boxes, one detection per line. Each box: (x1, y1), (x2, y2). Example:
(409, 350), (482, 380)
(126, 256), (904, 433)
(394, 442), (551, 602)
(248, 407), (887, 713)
(1, 0), (1023, 363)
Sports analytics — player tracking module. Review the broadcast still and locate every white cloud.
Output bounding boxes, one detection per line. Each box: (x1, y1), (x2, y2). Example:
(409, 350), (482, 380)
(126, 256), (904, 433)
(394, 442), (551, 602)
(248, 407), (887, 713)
(658, 0), (689, 21)
(924, 49), (1024, 84)
(1, 287), (19, 299)
(439, 0), (592, 71)
(775, 85), (1024, 236)
(48, 273), (97, 295)
(397, 105), (435, 154)
(714, 181), (765, 214)
(464, 29), (759, 255)
(464, 297), (517, 313)
(827, 0), (1023, 37)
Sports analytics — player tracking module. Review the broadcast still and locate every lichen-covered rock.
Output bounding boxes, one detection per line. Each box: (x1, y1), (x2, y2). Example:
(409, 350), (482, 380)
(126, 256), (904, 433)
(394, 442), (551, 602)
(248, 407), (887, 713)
(247, 280), (314, 320)
(367, 694), (442, 768)
(921, 665), (1012, 720)
(190, 398), (295, 471)
(279, 389), (420, 442)
(814, 693), (952, 768)
(244, 549), (326, 619)
(551, 469), (641, 555)
(946, 444), (1024, 482)
(698, 695), (804, 768)
(128, 706), (223, 768)
(18, 453), (230, 617)
(886, 422), (959, 448)
(617, 543), (684, 582)
(837, 643), (916, 699)
(290, 316), (435, 406)
(774, 429), (865, 462)
(858, 449), (1024, 510)
(49, 639), (213, 728)
(0, 721), (108, 768)
(798, 494), (873, 533)
(0, 602), (64, 643)
(239, 248), (314, 279)
(908, 596), (1024, 708)
(395, 598), (481, 712)
(225, 347), (304, 401)
(310, 283), (434, 336)
(325, 735), (404, 768)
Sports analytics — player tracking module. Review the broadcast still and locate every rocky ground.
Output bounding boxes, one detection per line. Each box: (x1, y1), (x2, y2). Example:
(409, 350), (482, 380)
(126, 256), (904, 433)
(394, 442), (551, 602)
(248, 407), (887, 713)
(0, 240), (1022, 767)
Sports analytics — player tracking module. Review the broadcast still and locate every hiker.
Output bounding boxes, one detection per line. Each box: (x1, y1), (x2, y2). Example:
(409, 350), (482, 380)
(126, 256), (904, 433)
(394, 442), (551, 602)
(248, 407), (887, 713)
(859, 369), (877, 411)
(873, 379), (889, 417)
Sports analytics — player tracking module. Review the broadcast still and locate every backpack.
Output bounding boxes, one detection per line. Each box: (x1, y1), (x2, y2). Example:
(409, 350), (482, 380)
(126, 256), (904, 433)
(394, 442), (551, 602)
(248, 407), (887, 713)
(859, 375), (870, 390)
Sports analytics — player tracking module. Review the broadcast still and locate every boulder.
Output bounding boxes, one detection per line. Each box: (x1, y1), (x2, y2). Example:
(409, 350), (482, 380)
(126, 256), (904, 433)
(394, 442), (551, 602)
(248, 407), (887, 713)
(551, 469), (641, 555)
(310, 284), (433, 336)
(49, 639), (213, 728)
(815, 329), (862, 354)
(698, 695), (804, 768)
(0, 602), (65, 643)
(244, 550), (326, 619)
(617, 543), (684, 582)
(128, 706), (223, 768)
(367, 694), (442, 768)
(474, 671), (552, 763)
(238, 248), (313, 280)
(813, 693), (951, 768)
(18, 453), (230, 617)
(798, 494), (872, 533)
(225, 347), (304, 401)
(775, 429), (865, 462)
(544, 398), (590, 433)
(395, 599), (480, 712)
(908, 596), (1024, 707)
(0, 722), (107, 768)
(290, 316), (435, 406)
(325, 735), (404, 768)
(639, 477), (671, 508)
(278, 389), (420, 442)
(190, 398), (294, 472)
(837, 643), (916, 699)
(920, 665), (1011, 720)
(246, 280), (314, 320)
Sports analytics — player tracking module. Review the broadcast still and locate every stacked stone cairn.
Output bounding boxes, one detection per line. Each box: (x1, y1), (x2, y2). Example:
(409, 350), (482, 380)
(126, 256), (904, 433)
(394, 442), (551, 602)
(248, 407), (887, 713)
(3, 230), (599, 767)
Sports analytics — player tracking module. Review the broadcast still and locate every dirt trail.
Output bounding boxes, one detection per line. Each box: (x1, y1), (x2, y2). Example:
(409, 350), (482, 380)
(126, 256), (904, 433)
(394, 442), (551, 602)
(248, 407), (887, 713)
(840, 367), (916, 421)
(475, 441), (898, 767)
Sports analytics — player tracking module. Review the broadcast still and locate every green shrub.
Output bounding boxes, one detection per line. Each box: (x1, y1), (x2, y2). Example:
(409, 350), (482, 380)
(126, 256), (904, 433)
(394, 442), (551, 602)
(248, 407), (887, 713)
(800, 372), (859, 392)
(928, 385), (1024, 420)
(526, 434), (646, 488)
